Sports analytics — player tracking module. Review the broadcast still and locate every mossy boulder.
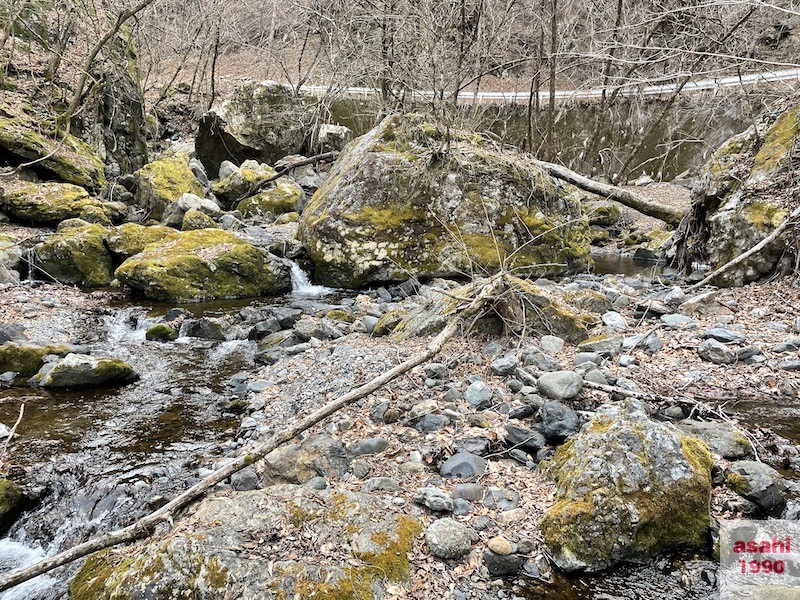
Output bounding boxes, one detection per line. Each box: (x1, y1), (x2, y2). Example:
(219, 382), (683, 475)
(0, 107), (106, 191)
(31, 353), (137, 388)
(584, 201), (621, 227)
(114, 229), (291, 302)
(34, 224), (113, 287)
(145, 324), (178, 342)
(211, 160), (277, 206)
(540, 400), (713, 572)
(181, 208), (217, 230)
(0, 233), (22, 270)
(676, 104), (800, 286)
(236, 177), (303, 218)
(196, 83), (319, 178)
(105, 223), (179, 259)
(393, 275), (590, 343)
(70, 485), (422, 599)
(0, 479), (23, 532)
(0, 342), (71, 376)
(0, 180), (126, 226)
(298, 114), (591, 288)
(133, 153), (203, 221)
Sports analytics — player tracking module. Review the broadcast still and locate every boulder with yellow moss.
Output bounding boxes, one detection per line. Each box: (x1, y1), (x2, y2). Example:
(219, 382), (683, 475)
(540, 400), (713, 572)
(114, 229), (290, 302)
(675, 103), (800, 285)
(0, 180), (126, 226)
(33, 222), (113, 287)
(133, 153), (203, 221)
(298, 114), (591, 288)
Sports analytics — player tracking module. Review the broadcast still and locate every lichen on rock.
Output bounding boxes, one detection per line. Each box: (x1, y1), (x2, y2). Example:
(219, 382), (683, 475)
(70, 485), (422, 600)
(298, 114), (591, 288)
(34, 223), (113, 287)
(0, 180), (125, 226)
(540, 399), (712, 572)
(133, 153), (203, 221)
(0, 342), (71, 376)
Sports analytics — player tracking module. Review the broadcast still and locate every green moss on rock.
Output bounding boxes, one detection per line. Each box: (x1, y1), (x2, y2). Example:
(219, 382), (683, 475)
(0, 342), (71, 375)
(0, 108), (106, 191)
(181, 209), (217, 231)
(133, 153), (202, 221)
(752, 107), (800, 177)
(105, 223), (179, 259)
(34, 224), (113, 287)
(0, 181), (125, 226)
(0, 478), (23, 531)
(115, 228), (291, 302)
(236, 177), (302, 217)
(145, 324), (178, 342)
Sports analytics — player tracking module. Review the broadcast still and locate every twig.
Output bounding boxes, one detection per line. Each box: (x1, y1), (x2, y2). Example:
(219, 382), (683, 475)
(686, 205), (800, 292)
(2, 403), (24, 455)
(0, 274), (503, 592)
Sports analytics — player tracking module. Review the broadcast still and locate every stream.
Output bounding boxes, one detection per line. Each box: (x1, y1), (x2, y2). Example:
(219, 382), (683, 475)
(0, 256), (792, 599)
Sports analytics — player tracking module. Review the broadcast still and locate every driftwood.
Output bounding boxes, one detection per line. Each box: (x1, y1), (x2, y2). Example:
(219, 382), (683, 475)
(686, 204), (800, 292)
(246, 151), (339, 197)
(531, 159), (687, 227)
(0, 275), (502, 593)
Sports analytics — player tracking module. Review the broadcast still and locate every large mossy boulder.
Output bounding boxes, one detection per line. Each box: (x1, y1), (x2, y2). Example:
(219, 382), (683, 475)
(31, 353), (137, 388)
(114, 229), (291, 302)
(196, 83), (318, 178)
(393, 275), (591, 343)
(34, 223), (113, 287)
(70, 485), (423, 599)
(133, 153), (203, 221)
(0, 107), (106, 191)
(0, 180), (126, 226)
(105, 223), (179, 259)
(0, 342), (72, 376)
(540, 400), (713, 572)
(298, 114), (591, 288)
(675, 103), (800, 286)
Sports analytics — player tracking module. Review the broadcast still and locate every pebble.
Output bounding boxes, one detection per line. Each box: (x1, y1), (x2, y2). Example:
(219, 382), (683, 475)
(505, 424), (546, 453)
(415, 414), (451, 433)
(425, 518), (477, 559)
(781, 360), (800, 372)
(490, 354), (519, 376)
(584, 369), (608, 385)
(619, 354), (637, 367)
(487, 535), (514, 555)
(540, 401), (579, 441)
(424, 362), (448, 379)
(660, 313), (696, 328)
(698, 339), (736, 365)
(362, 477), (400, 492)
(452, 483), (485, 502)
(508, 404), (535, 420)
(353, 437), (389, 456)
(574, 352), (602, 366)
(701, 327), (746, 344)
(484, 488), (520, 511)
(602, 311), (628, 332)
(452, 498), (475, 516)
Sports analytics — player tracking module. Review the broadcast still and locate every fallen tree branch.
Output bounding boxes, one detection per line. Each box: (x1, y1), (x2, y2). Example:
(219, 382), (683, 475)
(247, 151), (339, 197)
(531, 159), (687, 227)
(686, 205), (800, 292)
(2, 403), (24, 455)
(0, 274), (503, 592)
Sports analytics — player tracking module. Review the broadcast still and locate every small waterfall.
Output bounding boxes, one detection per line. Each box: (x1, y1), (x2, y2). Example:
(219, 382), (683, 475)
(0, 539), (56, 600)
(24, 248), (36, 284)
(288, 261), (333, 297)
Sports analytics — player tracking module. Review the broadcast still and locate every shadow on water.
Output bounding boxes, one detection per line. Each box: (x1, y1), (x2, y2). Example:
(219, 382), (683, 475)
(590, 251), (677, 279)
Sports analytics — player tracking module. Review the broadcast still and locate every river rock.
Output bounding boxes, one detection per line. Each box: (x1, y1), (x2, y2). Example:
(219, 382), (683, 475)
(70, 484), (422, 599)
(540, 335), (565, 354)
(660, 313), (695, 328)
(31, 353), (137, 388)
(161, 192), (221, 227)
(115, 229), (290, 302)
(540, 401), (579, 442)
(133, 153), (203, 221)
(0, 478), (24, 533)
(0, 180), (125, 226)
(701, 328), (746, 344)
(675, 105), (800, 286)
(464, 379), (493, 409)
(726, 460), (787, 517)
(490, 354), (518, 376)
(425, 518), (478, 559)
(677, 420), (753, 459)
(540, 400), (713, 572)
(414, 486), (454, 512)
(602, 311), (628, 332)
(34, 223), (113, 287)
(484, 550), (525, 576)
(537, 371), (583, 401)
(0, 323), (25, 345)
(504, 424), (546, 454)
(698, 339), (736, 365)
(259, 433), (351, 485)
(0, 234), (22, 272)
(236, 177), (304, 218)
(440, 452), (486, 479)
(577, 334), (623, 357)
(298, 114), (590, 288)
(0, 108), (105, 190)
